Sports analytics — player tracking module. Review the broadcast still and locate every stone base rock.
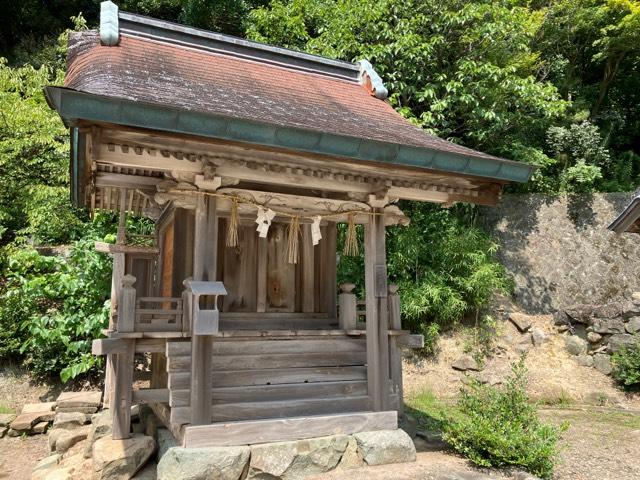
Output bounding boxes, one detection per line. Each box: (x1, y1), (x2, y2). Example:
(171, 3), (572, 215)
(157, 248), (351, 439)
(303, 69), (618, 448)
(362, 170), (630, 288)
(452, 355), (481, 372)
(509, 313), (532, 332)
(248, 434), (349, 479)
(353, 429), (416, 466)
(53, 412), (88, 430)
(593, 354), (613, 375)
(56, 391), (102, 413)
(49, 425), (91, 453)
(10, 411), (55, 434)
(22, 402), (56, 414)
(155, 429), (414, 480)
(564, 335), (587, 356)
(92, 433), (156, 480)
(157, 445), (249, 480)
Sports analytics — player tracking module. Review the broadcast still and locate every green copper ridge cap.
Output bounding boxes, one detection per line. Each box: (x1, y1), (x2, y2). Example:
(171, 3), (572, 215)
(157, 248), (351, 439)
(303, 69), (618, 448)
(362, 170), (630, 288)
(45, 87), (534, 183)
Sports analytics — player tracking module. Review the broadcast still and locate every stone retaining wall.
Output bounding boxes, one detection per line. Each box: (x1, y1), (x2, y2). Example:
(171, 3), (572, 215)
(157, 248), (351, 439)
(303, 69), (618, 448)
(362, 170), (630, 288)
(479, 193), (640, 314)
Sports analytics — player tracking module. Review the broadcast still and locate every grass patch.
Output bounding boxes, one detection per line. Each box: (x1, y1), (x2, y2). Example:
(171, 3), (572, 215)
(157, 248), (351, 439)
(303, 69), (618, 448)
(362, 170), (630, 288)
(406, 388), (453, 433)
(0, 405), (15, 414)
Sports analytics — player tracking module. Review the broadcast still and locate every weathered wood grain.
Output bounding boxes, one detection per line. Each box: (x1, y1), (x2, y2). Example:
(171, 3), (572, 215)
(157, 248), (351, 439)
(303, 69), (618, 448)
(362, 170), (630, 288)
(182, 411), (398, 447)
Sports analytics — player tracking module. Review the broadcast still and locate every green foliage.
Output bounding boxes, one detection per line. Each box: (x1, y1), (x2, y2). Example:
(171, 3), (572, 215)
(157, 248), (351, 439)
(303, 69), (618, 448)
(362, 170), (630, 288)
(443, 358), (566, 479)
(611, 338), (640, 388)
(247, 0), (567, 156)
(387, 202), (512, 329)
(0, 234), (112, 381)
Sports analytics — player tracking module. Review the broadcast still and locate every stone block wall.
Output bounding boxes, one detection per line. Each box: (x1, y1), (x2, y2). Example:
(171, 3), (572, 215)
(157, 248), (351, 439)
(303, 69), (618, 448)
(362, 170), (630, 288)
(479, 193), (640, 313)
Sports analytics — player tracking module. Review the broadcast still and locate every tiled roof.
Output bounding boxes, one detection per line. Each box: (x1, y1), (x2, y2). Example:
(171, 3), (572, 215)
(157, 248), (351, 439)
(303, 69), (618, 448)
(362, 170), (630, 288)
(65, 29), (506, 165)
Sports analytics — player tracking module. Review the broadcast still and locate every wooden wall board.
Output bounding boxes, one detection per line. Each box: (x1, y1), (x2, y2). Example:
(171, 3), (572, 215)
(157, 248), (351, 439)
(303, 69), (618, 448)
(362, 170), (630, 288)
(169, 380), (368, 407)
(266, 223), (295, 312)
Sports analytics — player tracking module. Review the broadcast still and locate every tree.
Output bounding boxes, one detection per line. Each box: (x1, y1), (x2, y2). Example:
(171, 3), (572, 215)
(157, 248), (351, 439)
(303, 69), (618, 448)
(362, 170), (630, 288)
(247, 0), (568, 158)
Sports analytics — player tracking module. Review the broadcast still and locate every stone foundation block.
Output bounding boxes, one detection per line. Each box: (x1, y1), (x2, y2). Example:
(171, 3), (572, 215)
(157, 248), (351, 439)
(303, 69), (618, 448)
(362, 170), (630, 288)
(92, 433), (156, 480)
(353, 429), (416, 466)
(157, 445), (250, 480)
(248, 434), (349, 479)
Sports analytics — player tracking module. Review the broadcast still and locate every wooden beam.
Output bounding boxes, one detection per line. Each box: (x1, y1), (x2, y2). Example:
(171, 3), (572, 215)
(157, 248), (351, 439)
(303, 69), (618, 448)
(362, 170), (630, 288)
(112, 339), (135, 439)
(183, 411), (397, 447)
(132, 388), (170, 404)
(95, 172), (163, 191)
(95, 242), (159, 255)
(92, 338), (127, 356)
(397, 334), (424, 348)
(322, 222), (338, 318)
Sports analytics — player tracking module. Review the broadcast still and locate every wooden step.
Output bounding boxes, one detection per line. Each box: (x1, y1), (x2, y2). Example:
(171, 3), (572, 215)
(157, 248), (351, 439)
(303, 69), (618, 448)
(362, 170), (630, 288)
(182, 411), (398, 447)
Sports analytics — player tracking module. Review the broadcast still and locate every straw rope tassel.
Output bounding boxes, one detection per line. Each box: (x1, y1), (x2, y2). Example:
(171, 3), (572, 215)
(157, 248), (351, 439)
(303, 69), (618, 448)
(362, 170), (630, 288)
(226, 199), (239, 247)
(343, 213), (359, 256)
(286, 216), (301, 264)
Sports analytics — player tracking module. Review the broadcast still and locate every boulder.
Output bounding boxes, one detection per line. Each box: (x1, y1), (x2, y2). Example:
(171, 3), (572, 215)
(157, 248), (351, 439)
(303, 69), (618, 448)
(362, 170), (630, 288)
(564, 335), (587, 356)
(622, 301), (640, 318)
(0, 413), (16, 427)
(575, 355), (594, 367)
(155, 428), (178, 461)
(564, 304), (594, 325)
(33, 421), (50, 434)
(509, 313), (532, 332)
(632, 292), (640, 302)
(93, 433), (156, 480)
(591, 318), (625, 334)
(587, 332), (602, 343)
(608, 334), (637, 353)
(593, 302), (623, 319)
(399, 413), (418, 439)
(132, 462), (157, 480)
(336, 437), (364, 470)
(84, 410), (112, 458)
(531, 328), (547, 347)
(10, 411), (54, 433)
(593, 354), (613, 375)
(158, 445), (249, 480)
(353, 429), (416, 466)
(22, 402), (56, 414)
(626, 317), (640, 334)
(248, 434), (349, 479)
(553, 310), (570, 326)
(0, 426), (8, 438)
(53, 412), (88, 430)
(56, 391), (102, 409)
(49, 425), (90, 453)
(452, 355), (481, 372)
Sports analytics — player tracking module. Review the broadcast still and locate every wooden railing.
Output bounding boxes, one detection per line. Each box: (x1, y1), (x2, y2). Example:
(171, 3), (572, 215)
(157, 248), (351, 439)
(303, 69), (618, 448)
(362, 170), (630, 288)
(117, 275), (185, 334)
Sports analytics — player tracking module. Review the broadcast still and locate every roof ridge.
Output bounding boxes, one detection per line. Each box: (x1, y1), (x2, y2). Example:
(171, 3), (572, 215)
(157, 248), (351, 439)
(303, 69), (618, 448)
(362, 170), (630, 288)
(115, 10), (360, 82)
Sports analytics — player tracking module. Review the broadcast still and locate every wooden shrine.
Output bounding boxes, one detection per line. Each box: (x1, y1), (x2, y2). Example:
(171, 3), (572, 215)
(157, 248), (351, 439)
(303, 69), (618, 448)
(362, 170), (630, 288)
(46, 1), (533, 448)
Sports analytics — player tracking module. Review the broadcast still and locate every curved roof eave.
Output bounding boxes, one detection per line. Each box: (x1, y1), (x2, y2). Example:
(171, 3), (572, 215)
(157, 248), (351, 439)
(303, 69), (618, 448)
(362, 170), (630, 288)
(45, 86), (535, 184)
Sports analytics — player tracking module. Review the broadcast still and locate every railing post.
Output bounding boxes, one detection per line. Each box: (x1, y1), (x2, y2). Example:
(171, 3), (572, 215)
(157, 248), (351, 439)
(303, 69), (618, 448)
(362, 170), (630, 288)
(388, 284), (404, 415)
(117, 274), (137, 333)
(338, 283), (357, 330)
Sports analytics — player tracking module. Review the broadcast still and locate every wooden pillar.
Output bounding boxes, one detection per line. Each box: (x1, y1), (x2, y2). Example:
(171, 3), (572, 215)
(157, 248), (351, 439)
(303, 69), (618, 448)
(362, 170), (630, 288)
(338, 283), (357, 330)
(388, 284), (403, 415)
(111, 338), (134, 439)
(364, 210), (391, 411)
(111, 274), (136, 439)
(190, 195), (217, 425)
(105, 189), (127, 408)
(322, 222), (338, 318)
(301, 224), (315, 313)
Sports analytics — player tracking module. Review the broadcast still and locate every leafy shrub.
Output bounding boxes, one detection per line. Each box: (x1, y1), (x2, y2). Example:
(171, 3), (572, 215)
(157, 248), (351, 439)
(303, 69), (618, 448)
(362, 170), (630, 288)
(22, 186), (85, 244)
(443, 358), (565, 479)
(387, 203), (512, 353)
(1, 237), (111, 381)
(611, 339), (640, 389)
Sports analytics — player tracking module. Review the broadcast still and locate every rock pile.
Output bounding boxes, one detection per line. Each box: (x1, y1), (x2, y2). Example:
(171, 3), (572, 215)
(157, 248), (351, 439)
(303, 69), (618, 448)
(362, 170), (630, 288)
(32, 408), (157, 480)
(554, 297), (640, 375)
(6, 390), (102, 437)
